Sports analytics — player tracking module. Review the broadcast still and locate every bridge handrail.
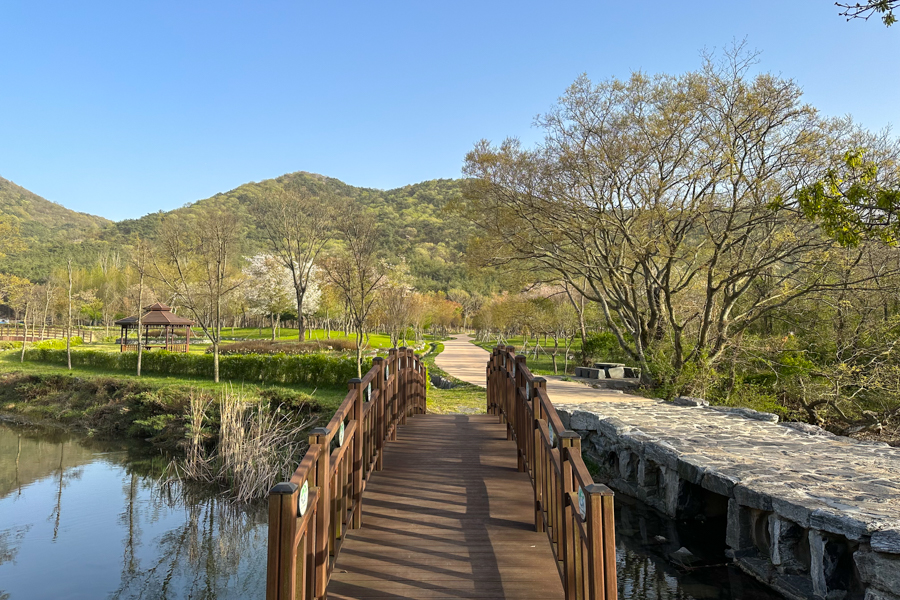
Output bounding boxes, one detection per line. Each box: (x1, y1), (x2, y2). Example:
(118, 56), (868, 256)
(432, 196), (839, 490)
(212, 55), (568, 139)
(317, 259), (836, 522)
(266, 346), (427, 600)
(487, 345), (617, 600)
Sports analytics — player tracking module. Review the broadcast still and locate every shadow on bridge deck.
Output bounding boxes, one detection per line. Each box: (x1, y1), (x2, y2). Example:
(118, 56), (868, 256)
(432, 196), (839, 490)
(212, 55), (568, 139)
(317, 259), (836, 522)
(327, 414), (564, 599)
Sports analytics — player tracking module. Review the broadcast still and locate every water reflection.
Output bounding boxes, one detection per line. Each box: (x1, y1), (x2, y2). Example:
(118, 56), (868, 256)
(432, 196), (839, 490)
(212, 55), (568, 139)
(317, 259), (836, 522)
(0, 423), (266, 600)
(0, 422), (782, 600)
(615, 497), (781, 599)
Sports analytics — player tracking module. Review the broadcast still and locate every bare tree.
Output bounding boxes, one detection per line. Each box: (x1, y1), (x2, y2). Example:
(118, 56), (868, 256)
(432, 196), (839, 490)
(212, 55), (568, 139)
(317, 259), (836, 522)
(323, 207), (386, 376)
(251, 187), (334, 340)
(154, 205), (244, 382)
(66, 259), (73, 370)
(131, 237), (151, 377)
(462, 46), (900, 388)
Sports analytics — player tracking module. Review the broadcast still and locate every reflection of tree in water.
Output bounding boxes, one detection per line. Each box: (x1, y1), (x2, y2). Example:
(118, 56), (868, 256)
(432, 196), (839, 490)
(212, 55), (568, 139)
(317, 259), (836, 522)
(0, 523), (33, 566)
(47, 442), (85, 541)
(110, 479), (266, 600)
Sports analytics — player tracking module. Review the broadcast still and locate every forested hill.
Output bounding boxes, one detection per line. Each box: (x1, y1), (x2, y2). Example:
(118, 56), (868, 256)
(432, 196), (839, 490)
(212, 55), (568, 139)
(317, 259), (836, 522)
(0, 176), (110, 240)
(0, 176), (112, 280)
(0, 171), (490, 294)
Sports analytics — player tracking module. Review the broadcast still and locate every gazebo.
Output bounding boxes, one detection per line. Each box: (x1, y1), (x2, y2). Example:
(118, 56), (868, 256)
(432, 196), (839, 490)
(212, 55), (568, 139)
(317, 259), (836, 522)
(114, 302), (194, 352)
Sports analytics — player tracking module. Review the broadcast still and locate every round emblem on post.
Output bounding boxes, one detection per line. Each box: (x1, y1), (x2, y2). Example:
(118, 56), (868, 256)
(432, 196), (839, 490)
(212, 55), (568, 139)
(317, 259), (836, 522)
(298, 480), (310, 516)
(578, 487), (586, 519)
(338, 420), (345, 446)
(366, 383), (372, 402)
(549, 425), (556, 448)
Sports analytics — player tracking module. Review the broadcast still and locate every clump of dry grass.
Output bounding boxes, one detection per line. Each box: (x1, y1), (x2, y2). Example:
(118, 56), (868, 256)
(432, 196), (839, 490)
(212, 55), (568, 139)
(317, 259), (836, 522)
(169, 388), (315, 502)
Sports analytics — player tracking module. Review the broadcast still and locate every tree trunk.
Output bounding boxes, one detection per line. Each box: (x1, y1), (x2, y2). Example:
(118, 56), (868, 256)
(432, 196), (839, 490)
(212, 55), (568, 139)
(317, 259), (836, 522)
(355, 325), (363, 377)
(213, 342), (220, 383)
(20, 301), (29, 363)
(66, 261), (73, 371)
(136, 269), (144, 377)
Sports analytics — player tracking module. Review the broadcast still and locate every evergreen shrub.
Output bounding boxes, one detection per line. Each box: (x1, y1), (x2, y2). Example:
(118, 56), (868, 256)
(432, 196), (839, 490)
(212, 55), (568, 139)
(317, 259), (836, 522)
(22, 348), (368, 387)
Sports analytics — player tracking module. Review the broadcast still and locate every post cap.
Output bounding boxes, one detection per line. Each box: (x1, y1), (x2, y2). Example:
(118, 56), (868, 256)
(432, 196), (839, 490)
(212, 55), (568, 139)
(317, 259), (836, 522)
(515, 355), (526, 362)
(269, 481), (299, 495)
(349, 378), (363, 384)
(399, 346), (408, 351)
(310, 426), (331, 437)
(533, 377), (547, 384)
(506, 346), (516, 353)
(372, 356), (385, 363)
(559, 430), (581, 439)
(584, 483), (614, 495)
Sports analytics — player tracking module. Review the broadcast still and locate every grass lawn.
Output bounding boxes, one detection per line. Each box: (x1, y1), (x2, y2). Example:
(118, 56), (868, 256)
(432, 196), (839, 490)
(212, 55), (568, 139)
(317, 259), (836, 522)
(473, 336), (583, 377)
(0, 351), (348, 411)
(422, 342), (486, 415)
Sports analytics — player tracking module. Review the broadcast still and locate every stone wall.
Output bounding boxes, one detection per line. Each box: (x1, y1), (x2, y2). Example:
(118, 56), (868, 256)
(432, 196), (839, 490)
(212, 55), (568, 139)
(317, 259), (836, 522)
(557, 399), (900, 600)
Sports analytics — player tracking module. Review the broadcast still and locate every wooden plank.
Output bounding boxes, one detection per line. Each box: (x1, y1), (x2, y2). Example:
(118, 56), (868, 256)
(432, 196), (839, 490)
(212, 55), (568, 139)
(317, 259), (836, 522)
(328, 414), (564, 600)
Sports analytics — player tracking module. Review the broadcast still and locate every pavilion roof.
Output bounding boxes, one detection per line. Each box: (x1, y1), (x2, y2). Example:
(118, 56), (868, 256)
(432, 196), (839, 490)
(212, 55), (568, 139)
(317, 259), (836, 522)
(115, 303), (194, 326)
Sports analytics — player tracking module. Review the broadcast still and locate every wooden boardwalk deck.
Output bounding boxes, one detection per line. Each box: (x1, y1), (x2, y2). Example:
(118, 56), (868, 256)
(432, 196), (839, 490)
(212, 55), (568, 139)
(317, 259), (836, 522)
(327, 414), (565, 600)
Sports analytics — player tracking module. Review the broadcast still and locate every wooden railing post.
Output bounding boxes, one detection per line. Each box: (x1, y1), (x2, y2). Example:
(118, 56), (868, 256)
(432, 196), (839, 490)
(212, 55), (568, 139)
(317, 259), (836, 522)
(560, 431), (581, 599)
(513, 354), (526, 449)
(586, 483), (616, 600)
(373, 357), (386, 470)
(308, 426), (331, 597)
(387, 348), (397, 440)
(532, 376), (546, 532)
(349, 378), (364, 529)
(398, 347), (408, 425)
(266, 481), (299, 600)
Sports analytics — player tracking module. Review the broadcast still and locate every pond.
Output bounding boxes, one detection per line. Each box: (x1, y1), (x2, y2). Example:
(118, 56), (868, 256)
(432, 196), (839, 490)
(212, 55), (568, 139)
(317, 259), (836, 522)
(0, 422), (780, 599)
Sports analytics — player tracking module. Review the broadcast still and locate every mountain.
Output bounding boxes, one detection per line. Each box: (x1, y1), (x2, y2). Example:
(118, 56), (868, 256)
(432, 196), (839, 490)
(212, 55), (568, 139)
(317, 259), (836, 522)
(0, 171), (495, 294)
(0, 176), (112, 280)
(0, 176), (110, 238)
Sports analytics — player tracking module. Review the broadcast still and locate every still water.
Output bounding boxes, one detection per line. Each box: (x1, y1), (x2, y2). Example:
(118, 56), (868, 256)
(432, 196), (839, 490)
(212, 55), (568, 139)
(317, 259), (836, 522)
(0, 423), (780, 599)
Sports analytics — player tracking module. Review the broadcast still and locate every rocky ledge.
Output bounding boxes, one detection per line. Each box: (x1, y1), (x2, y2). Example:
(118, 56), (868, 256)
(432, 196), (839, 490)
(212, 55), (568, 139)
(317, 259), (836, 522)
(557, 399), (900, 600)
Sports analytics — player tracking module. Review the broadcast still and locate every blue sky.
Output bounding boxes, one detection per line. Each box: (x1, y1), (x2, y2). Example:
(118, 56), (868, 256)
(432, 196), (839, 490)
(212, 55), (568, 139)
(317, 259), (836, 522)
(0, 1), (897, 221)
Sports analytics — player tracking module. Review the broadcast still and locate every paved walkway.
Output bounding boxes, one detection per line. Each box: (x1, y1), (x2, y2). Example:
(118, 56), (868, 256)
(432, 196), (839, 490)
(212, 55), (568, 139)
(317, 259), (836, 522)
(328, 415), (564, 599)
(437, 334), (641, 404)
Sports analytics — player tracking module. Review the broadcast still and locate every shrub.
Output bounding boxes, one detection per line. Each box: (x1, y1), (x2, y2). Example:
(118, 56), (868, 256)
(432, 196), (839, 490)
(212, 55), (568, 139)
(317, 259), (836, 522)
(32, 337), (83, 351)
(581, 332), (628, 365)
(22, 348), (369, 387)
(211, 339), (357, 356)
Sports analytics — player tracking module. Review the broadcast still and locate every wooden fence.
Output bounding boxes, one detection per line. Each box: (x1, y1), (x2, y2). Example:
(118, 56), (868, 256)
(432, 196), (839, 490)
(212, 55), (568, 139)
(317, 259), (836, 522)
(0, 325), (94, 343)
(266, 347), (427, 600)
(488, 345), (617, 600)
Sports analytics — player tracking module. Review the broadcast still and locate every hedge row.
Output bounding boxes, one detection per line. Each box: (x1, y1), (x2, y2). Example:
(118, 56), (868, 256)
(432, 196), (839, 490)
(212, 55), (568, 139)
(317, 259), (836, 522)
(22, 348), (370, 387)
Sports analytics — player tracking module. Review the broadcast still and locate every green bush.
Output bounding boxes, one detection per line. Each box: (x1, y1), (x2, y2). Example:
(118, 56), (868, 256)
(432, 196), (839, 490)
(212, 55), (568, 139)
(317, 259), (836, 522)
(22, 348), (368, 387)
(32, 337), (83, 351)
(212, 339), (357, 355)
(581, 332), (628, 365)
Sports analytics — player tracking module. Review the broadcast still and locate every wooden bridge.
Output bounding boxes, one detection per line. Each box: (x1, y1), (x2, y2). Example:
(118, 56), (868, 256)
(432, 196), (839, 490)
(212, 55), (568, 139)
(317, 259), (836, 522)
(266, 345), (617, 600)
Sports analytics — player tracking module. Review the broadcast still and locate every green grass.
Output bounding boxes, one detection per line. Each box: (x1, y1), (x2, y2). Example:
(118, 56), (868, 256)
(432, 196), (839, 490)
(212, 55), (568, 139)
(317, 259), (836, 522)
(0, 351), (348, 411)
(422, 342), (486, 415)
(473, 336), (582, 377)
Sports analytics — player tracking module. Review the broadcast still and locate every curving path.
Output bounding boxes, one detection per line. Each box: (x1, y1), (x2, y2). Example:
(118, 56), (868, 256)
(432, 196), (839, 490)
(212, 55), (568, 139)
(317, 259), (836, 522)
(437, 334), (644, 404)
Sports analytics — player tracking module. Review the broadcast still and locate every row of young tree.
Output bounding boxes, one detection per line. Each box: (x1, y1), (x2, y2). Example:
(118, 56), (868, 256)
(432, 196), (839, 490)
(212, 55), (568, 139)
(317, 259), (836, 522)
(459, 46), (900, 435)
(0, 191), (473, 380)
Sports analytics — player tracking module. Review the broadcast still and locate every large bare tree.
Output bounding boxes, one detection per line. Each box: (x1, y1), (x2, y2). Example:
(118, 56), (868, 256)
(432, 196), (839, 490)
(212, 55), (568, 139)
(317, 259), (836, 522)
(251, 187), (334, 340)
(324, 207), (386, 376)
(462, 47), (900, 387)
(154, 204), (244, 382)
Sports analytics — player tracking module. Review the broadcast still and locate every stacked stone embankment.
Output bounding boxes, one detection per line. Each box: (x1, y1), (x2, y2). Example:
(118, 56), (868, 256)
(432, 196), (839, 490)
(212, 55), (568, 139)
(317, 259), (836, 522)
(557, 399), (900, 600)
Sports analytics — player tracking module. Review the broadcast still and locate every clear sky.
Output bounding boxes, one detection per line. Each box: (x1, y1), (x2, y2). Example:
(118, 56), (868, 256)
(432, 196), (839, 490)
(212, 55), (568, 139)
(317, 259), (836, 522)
(0, 0), (897, 221)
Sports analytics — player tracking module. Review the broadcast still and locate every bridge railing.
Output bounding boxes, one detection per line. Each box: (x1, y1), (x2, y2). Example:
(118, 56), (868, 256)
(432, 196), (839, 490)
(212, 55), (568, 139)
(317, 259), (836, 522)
(266, 347), (427, 600)
(488, 345), (617, 600)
